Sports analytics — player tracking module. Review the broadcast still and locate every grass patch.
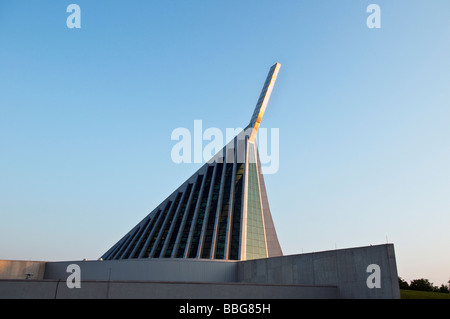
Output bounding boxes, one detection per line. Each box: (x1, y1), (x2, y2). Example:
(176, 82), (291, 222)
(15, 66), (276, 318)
(401, 289), (450, 299)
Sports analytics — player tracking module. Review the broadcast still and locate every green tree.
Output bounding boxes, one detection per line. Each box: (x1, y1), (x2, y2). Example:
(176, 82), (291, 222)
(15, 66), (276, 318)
(438, 284), (449, 293)
(398, 277), (409, 289)
(409, 278), (435, 292)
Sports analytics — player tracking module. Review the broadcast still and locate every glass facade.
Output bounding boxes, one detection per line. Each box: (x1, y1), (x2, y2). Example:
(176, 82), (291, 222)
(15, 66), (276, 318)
(141, 200), (173, 258)
(152, 192), (182, 258)
(129, 210), (157, 258)
(188, 165), (214, 258)
(100, 63), (282, 262)
(175, 174), (204, 258)
(214, 162), (234, 259)
(132, 209), (161, 258)
(164, 183), (193, 257)
(200, 163), (223, 258)
(245, 143), (267, 260)
(229, 162), (244, 260)
(98, 63), (283, 262)
(107, 233), (130, 260)
(102, 141), (271, 262)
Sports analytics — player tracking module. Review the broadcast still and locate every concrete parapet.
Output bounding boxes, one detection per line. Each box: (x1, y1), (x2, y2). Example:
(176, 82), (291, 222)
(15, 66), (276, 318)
(0, 279), (337, 299)
(0, 260), (46, 280)
(237, 244), (400, 299)
(45, 258), (238, 283)
(0, 244), (400, 298)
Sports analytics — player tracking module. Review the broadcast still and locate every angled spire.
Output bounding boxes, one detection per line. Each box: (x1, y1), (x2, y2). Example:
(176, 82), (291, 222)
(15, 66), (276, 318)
(247, 62), (281, 142)
(100, 64), (283, 262)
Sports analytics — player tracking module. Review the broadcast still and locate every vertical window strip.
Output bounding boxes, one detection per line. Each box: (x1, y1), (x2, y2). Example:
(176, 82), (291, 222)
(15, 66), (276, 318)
(121, 226), (142, 259)
(102, 240), (122, 260)
(175, 174), (204, 258)
(188, 166), (214, 258)
(200, 163), (224, 258)
(131, 209), (161, 258)
(141, 200), (172, 258)
(123, 216), (152, 259)
(163, 183), (193, 258)
(229, 162), (244, 260)
(214, 162), (234, 259)
(152, 192), (183, 258)
(106, 234), (129, 260)
(116, 227), (139, 259)
(246, 144), (267, 260)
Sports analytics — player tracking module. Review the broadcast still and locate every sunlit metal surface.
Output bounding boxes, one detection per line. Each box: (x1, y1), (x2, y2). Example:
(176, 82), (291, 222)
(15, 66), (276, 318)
(247, 62), (281, 142)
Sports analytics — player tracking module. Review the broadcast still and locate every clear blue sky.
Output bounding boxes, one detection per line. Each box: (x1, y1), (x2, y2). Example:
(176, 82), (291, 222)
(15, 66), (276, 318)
(1, 1), (449, 286)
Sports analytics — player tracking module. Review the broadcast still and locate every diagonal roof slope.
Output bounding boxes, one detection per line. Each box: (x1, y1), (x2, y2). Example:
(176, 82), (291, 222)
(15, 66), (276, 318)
(101, 63), (282, 261)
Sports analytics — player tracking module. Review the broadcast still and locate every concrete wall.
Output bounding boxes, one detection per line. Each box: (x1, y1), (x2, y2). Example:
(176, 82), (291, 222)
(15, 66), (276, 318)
(0, 260), (46, 280)
(0, 279), (337, 299)
(0, 244), (400, 299)
(45, 258), (238, 283)
(237, 244), (400, 299)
